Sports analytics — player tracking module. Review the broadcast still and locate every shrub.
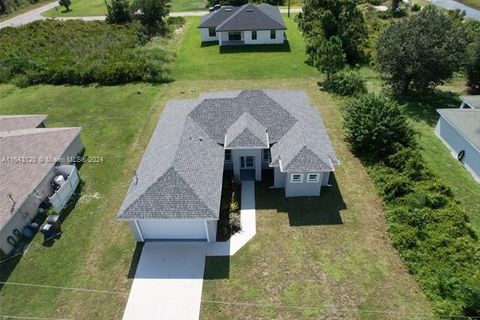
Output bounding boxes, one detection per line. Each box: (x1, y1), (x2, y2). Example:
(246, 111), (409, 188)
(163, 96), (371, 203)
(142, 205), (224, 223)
(0, 20), (173, 86)
(344, 94), (415, 159)
(366, 137), (480, 316)
(466, 40), (480, 93)
(106, 0), (132, 24)
(411, 3), (421, 11)
(323, 70), (367, 96)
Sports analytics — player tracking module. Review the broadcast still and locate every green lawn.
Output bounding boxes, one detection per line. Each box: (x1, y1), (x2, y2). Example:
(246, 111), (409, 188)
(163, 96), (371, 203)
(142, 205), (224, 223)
(43, 0), (206, 17)
(0, 83), (166, 319)
(0, 10), (438, 320)
(172, 15), (317, 81)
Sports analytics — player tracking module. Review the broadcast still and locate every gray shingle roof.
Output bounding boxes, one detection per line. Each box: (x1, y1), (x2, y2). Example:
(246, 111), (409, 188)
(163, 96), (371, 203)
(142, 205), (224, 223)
(266, 90), (338, 172)
(117, 101), (225, 220)
(198, 3), (286, 31)
(460, 95), (480, 109)
(437, 108), (480, 152)
(225, 112), (268, 149)
(189, 90), (296, 143)
(117, 90), (338, 220)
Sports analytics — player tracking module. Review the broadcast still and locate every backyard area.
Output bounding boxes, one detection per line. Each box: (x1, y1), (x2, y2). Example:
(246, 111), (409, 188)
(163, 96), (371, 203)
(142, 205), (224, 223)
(172, 15), (317, 81)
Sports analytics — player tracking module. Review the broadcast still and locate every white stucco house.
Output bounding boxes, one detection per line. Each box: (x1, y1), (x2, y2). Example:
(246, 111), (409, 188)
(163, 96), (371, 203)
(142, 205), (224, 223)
(198, 3), (286, 46)
(117, 90), (339, 242)
(435, 107), (480, 182)
(0, 115), (84, 255)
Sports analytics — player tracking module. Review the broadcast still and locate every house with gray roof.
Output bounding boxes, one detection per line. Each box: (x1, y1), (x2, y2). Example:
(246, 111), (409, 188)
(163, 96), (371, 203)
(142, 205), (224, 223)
(117, 90), (339, 242)
(435, 108), (480, 182)
(460, 95), (480, 109)
(198, 3), (286, 46)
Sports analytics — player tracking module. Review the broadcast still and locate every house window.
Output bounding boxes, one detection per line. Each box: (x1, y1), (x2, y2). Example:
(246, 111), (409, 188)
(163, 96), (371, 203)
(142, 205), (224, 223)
(290, 173), (303, 183)
(270, 30), (276, 39)
(252, 30), (257, 40)
(208, 28), (216, 37)
(263, 149), (270, 162)
(225, 149), (232, 161)
(307, 173), (320, 183)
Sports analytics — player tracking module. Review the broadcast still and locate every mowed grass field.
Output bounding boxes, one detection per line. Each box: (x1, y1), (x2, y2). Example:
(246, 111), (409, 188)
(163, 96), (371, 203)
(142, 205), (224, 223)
(0, 83), (166, 319)
(172, 15), (318, 80)
(43, 0), (206, 17)
(0, 13), (438, 320)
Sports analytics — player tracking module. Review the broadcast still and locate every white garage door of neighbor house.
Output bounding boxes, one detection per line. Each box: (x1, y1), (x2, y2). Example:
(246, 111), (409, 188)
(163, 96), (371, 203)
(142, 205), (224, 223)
(137, 220), (207, 240)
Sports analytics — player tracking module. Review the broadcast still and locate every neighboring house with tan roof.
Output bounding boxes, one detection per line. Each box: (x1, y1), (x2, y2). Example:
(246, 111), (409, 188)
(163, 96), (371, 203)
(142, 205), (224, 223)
(0, 115), (84, 255)
(117, 90), (338, 242)
(0, 114), (47, 131)
(198, 3), (286, 46)
(435, 108), (480, 182)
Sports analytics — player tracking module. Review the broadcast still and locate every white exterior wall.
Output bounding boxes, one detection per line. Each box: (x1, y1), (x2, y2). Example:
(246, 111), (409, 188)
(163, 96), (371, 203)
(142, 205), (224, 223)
(200, 28), (218, 42)
(285, 172), (323, 197)
(273, 166), (286, 188)
(435, 117), (480, 182)
(0, 134), (84, 255)
(136, 219), (206, 241)
(244, 30), (284, 45)
(231, 148), (262, 181)
(321, 171), (330, 186)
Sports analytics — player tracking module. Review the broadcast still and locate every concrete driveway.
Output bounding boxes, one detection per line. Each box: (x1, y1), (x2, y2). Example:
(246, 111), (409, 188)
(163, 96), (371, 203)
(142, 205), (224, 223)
(122, 243), (207, 320)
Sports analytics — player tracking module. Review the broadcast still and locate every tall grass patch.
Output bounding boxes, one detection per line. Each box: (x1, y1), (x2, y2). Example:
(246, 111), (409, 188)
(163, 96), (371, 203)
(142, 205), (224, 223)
(0, 20), (173, 86)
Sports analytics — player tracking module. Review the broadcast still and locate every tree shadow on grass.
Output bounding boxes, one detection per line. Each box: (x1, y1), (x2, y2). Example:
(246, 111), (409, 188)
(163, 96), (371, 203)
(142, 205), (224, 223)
(393, 90), (461, 127)
(256, 170), (346, 226)
(219, 41), (291, 54)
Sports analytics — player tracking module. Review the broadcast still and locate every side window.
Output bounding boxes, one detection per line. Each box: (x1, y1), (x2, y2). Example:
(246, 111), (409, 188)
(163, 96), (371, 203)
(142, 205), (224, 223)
(225, 149), (232, 161)
(290, 173), (303, 183)
(270, 30), (275, 39)
(307, 173), (320, 183)
(252, 30), (257, 40)
(209, 28), (216, 37)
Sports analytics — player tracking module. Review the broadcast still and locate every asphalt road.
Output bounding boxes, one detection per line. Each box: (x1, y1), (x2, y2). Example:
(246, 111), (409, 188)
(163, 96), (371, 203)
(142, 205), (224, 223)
(0, 7), (302, 29)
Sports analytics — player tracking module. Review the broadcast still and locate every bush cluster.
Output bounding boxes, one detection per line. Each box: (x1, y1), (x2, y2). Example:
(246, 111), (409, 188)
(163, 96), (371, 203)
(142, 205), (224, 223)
(344, 95), (480, 316)
(344, 94), (415, 159)
(323, 71), (367, 96)
(0, 20), (173, 86)
(369, 146), (480, 316)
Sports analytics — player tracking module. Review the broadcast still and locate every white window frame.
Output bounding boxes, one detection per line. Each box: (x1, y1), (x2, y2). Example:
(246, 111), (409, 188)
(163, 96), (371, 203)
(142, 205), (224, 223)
(307, 173), (320, 183)
(290, 173), (303, 183)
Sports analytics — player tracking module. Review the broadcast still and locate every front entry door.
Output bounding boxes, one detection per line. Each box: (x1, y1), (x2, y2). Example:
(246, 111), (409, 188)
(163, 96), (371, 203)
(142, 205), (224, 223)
(240, 156), (255, 169)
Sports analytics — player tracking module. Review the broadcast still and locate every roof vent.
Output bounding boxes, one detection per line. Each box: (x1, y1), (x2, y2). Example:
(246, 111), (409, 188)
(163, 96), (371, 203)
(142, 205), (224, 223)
(246, 8), (253, 12)
(199, 137), (203, 141)
(225, 8), (232, 11)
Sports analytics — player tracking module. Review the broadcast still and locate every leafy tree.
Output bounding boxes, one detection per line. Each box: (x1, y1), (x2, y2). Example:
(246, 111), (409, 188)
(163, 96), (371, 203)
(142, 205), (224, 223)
(132, 0), (170, 37)
(376, 6), (466, 93)
(314, 36), (345, 80)
(105, 0), (131, 24)
(59, 0), (71, 11)
(297, 0), (368, 64)
(344, 93), (414, 159)
(466, 40), (480, 93)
